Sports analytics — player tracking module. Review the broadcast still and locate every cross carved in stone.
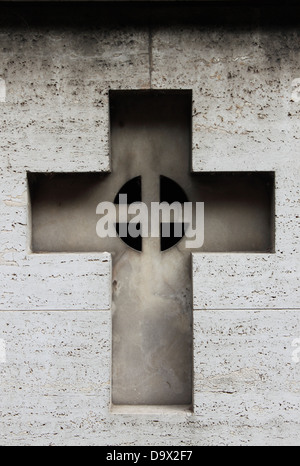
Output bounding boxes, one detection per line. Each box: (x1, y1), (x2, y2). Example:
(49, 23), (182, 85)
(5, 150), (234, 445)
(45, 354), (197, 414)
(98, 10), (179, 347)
(29, 90), (274, 408)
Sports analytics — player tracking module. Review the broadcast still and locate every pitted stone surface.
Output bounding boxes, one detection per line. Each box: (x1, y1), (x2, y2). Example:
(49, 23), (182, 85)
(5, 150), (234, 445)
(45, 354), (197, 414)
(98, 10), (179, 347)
(0, 15), (299, 445)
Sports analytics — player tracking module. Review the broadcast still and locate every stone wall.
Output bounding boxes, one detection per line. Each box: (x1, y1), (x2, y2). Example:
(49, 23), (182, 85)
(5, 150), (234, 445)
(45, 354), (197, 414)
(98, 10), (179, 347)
(0, 3), (299, 445)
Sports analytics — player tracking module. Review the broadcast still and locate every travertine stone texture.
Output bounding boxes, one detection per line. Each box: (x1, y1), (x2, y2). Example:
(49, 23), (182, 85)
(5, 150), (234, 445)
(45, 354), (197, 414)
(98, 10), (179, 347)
(0, 311), (299, 446)
(151, 27), (300, 310)
(0, 22), (299, 444)
(0, 253), (111, 311)
(0, 28), (149, 310)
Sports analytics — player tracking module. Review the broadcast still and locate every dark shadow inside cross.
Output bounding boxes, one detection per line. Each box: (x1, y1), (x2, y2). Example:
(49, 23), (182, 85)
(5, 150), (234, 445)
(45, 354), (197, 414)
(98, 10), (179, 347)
(28, 91), (274, 407)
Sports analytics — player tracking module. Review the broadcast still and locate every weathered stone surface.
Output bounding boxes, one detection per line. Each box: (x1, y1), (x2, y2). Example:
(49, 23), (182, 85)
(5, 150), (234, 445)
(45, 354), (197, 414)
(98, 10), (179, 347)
(0, 27), (149, 310)
(151, 27), (300, 311)
(0, 311), (299, 445)
(0, 16), (299, 445)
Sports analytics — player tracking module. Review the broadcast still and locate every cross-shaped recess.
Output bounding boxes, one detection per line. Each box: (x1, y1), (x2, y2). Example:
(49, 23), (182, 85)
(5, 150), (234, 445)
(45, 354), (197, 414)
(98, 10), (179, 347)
(28, 90), (274, 408)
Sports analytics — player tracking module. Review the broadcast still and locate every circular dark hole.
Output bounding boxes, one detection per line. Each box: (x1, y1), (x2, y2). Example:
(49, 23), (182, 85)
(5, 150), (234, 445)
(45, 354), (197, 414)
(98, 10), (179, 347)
(114, 175), (189, 252)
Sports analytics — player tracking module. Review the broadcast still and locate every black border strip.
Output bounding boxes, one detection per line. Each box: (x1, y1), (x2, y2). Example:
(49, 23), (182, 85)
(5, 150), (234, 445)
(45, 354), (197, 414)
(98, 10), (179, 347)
(0, 1), (300, 28)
